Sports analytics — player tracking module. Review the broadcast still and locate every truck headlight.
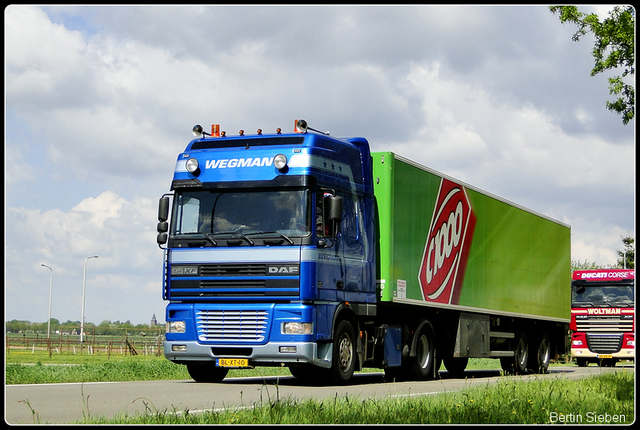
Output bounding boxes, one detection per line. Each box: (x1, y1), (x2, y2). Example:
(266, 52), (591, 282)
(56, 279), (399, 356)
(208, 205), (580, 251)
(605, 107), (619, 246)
(185, 158), (200, 174)
(274, 154), (288, 171)
(167, 321), (186, 333)
(572, 340), (583, 346)
(282, 322), (313, 335)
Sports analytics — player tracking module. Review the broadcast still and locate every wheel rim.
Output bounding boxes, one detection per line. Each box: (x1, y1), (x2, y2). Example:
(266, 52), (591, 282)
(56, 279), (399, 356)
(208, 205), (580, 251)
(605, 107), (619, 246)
(516, 336), (528, 368)
(539, 338), (550, 366)
(417, 334), (431, 370)
(338, 333), (353, 372)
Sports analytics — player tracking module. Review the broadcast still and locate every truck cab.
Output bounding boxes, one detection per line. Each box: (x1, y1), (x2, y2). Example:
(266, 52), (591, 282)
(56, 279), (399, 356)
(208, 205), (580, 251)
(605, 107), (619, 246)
(158, 121), (376, 383)
(570, 269), (635, 367)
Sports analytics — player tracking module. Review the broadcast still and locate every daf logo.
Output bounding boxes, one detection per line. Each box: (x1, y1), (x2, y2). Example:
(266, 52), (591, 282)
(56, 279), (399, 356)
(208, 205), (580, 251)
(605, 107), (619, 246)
(268, 265), (299, 275)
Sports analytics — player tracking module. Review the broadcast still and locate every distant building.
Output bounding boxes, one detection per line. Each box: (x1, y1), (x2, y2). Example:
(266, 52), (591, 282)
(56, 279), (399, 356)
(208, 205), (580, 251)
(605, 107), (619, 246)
(150, 314), (158, 327)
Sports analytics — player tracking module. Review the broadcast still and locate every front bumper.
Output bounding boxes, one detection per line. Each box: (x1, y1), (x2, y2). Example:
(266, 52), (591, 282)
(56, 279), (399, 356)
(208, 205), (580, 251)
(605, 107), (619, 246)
(571, 347), (634, 360)
(164, 340), (333, 368)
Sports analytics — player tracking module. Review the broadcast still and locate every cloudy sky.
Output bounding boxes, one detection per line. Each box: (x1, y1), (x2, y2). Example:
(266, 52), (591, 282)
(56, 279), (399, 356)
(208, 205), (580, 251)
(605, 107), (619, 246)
(5, 5), (634, 326)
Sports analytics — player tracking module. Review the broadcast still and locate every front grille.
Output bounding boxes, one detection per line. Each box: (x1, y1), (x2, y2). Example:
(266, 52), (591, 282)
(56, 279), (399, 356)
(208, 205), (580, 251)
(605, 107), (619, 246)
(169, 262), (300, 300)
(196, 309), (269, 343)
(200, 264), (267, 276)
(586, 333), (623, 353)
(575, 315), (634, 332)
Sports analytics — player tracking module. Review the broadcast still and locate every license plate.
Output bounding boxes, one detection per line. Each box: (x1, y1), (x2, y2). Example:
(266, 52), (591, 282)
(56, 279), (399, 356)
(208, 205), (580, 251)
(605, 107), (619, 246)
(598, 354), (613, 359)
(216, 358), (250, 368)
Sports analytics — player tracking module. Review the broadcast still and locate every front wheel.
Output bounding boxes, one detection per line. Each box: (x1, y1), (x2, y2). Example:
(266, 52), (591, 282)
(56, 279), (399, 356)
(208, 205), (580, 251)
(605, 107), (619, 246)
(329, 320), (356, 384)
(186, 364), (229, 383)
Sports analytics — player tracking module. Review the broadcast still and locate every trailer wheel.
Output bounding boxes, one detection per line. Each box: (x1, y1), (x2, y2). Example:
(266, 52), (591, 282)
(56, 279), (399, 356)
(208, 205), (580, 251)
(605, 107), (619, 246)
(532, 333), (551, 374)
(186, 364), (229, 383)
(410, 322), (436, 380)
(329, 320), (356, 383)
(513, 331), (529, 374)
(501, 331), (529, 375)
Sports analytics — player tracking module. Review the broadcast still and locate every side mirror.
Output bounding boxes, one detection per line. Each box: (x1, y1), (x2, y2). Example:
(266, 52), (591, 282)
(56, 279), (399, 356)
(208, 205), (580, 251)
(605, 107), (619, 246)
(157, 196), (171, 246)
(325, 195), (343, 222)
(324, 195), (343, 239)
(158, 196), (170, 222)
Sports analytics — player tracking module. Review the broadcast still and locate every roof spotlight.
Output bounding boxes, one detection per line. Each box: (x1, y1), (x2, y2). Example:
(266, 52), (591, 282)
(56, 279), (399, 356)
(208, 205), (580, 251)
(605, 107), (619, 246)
(294, 119), (329, 135)
(192, 124), (210, 138)
(295, 119), (308, 133)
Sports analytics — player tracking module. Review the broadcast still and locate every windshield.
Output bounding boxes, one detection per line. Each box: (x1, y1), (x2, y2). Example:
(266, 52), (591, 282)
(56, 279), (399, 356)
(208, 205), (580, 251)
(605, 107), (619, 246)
(171, 189), (310, 239)
(572, 285), (634, 307)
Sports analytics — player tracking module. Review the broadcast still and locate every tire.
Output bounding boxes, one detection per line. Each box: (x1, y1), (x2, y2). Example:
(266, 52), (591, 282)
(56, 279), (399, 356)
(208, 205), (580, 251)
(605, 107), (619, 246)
(513, 331), (529, 374)
(410, 322), (436, 381)
(329, 320), (356, 384)
(532, 333), (551, 374)
(186, 364), (229, 383)
(289, 365), (326, 382)
(501, 331), (529, 375)
(443, 357), (469, 376)
(576, 358), (588, 367)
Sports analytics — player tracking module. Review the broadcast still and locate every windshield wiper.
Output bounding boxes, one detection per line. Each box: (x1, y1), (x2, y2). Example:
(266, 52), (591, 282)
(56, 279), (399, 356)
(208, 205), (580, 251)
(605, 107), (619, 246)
(202, 232), (218, 246)
(213, 231), (255, 245)
(245, 231), (295, 245)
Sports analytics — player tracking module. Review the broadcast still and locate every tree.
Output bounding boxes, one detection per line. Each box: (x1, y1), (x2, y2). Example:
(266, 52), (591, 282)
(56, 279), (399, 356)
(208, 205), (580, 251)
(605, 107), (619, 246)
(549, 6), (635, 125)
(615, 234), (635, 269)
(571, 259), (604, 271)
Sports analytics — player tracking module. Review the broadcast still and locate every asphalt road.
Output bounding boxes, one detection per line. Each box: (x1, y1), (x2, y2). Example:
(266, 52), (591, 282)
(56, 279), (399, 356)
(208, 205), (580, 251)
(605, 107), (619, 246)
(5, 365), (631, 424)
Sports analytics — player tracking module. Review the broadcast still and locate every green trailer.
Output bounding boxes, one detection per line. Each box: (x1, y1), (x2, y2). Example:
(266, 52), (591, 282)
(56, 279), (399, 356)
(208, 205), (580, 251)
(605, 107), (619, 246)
(372, 152), (570, 376)
(158, 120), (571, 384)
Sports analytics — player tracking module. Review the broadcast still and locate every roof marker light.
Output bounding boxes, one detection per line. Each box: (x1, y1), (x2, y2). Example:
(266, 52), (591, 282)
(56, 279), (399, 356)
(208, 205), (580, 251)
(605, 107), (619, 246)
(211, 124), (220, 138)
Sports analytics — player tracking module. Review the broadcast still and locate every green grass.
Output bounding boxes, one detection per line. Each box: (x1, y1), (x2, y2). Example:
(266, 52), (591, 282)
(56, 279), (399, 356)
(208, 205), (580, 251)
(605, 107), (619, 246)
(77, 371), (634, 424)
(7, 353), (632, 424)
(5, 353), (551, 385)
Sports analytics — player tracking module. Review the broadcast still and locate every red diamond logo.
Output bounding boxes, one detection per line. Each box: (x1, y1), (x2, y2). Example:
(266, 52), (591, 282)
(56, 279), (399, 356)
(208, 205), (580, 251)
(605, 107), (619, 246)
(418, 178), (476, 304)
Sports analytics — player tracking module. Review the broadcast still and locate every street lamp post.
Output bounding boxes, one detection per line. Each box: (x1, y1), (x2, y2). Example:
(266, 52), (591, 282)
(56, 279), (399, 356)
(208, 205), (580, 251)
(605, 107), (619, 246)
(41, 264), (53, 339)
(80, 255), (99, 343)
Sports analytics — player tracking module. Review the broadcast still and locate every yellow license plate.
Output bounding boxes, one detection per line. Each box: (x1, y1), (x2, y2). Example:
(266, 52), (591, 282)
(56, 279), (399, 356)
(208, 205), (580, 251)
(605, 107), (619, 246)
(598, 354), (613, 359)
(216, 358), (249, 368)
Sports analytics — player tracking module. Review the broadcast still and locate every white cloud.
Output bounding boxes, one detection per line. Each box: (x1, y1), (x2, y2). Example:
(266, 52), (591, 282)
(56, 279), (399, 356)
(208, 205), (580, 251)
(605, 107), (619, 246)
(4, 5), (634, 325)
(5, 191), (163, 324)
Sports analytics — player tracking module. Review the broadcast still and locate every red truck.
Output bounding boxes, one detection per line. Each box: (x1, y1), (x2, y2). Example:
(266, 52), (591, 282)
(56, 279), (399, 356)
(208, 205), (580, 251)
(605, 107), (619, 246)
(570, 269), (635, 366)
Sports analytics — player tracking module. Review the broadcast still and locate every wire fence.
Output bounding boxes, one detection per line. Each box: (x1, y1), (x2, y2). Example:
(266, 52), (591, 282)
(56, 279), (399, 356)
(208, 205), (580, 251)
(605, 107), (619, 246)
(6, 328), (165, 357)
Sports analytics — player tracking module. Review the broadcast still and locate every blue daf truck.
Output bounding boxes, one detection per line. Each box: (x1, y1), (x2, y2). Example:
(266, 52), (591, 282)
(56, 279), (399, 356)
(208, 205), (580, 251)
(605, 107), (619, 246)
(157, 120), (571, 384)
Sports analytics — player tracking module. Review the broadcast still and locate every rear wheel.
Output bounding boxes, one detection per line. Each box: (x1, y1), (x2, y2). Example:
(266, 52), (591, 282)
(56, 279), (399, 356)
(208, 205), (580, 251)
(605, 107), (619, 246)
(532, 333), (551, 374)
(410, 322), (436, 380)
(501, 331), (529, 375)
(186, 364), (229, 383)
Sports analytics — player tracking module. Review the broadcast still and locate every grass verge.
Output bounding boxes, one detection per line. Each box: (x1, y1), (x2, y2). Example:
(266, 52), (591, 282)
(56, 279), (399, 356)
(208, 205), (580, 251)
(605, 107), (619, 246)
(77, 370), (634, 424)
